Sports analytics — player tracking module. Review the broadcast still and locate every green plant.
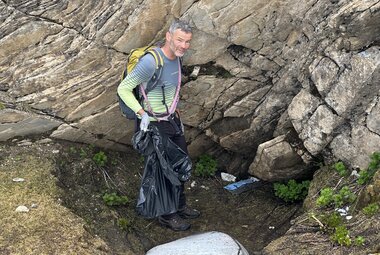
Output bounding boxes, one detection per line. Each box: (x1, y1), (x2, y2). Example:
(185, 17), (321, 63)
(274, 180), (310, 203)
(0, 102), (5, 110)
(321, 212), (343, 229)
(369, 151), (380, 169)
(194, 154), (217, 177)
(69, 146), (77, 154)
(333, 186), (356, 207)
(331, 225), (351, 246)
(334, 162), (347, 176)
(357, 169), (370, 185)
(357, 151), (380, 185)
(102, 192), (129, 206)
(69, 146), (89, 158)
(117, 218), (132, 231)
(317, 186), (356, 208)
(362, 202), (379, 217)
(93, 151), (108, 167)
(79, 148), (87, 158)
(317, 187), (334, 207)
(318, 212), (365, 247)
(354, 236), (365, 246)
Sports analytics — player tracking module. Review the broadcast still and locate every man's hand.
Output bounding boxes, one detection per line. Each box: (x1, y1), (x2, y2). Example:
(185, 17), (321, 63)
(140, 112), (150, 132)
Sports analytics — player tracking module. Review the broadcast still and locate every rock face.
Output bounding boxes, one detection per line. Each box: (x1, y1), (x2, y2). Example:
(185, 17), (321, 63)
(1, 0), (379, 175)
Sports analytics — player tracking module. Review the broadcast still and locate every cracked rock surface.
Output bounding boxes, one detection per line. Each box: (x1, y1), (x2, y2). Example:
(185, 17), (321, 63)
(1, 0), (380, 176)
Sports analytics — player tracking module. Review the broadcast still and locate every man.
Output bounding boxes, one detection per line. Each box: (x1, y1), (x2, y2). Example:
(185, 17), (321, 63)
(117, 20), (200, 231)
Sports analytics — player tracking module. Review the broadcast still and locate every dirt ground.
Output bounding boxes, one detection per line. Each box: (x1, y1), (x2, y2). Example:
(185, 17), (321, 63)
(0, 138), (301, 255)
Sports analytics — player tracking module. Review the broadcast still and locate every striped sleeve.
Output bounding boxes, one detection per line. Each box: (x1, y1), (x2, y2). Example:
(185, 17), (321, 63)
(117, 54), (156, 114)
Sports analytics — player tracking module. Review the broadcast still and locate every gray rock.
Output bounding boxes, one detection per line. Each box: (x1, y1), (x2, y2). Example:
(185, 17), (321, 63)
(324, 48), (380, 117)
(330, 125), (380, 170)
(249, 135), (306, 182)
(367, 97), (380, 135)
(300, 105), (343, 156)
(147, 231), (249, 255)
(15, 205), (29, 213)
(36, 138), (53, 144)
(288, 89), (322, 135)
(0, 109), (62, 142)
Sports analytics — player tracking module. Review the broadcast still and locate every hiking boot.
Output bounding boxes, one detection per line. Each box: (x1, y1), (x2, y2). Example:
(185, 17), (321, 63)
(178, 206), (201, 219)
(158, 214), (190, 231)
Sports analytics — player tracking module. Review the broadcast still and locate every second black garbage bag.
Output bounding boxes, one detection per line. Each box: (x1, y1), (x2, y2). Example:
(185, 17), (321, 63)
(132, 125), (192, 219)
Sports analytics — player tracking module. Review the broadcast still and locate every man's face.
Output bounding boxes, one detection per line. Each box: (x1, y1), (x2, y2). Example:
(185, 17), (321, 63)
(168, 29), (192, 57)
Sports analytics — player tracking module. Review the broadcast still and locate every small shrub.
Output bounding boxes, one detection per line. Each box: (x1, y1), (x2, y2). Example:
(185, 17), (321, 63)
(93, 151), (108, 167)
(362, 202), (379, 217)
(0, 102), (5, 110)
(317, 187), (334, 207)
(274, 179), (310, 203)
(103, 192), (129, 206)
(331, 225), (351, 246)
(334, 162), (347, 176)
(194, 154), (217, 177)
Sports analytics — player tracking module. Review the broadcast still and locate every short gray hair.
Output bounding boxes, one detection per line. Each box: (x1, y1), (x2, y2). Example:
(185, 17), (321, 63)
(169, 19), (192, 34)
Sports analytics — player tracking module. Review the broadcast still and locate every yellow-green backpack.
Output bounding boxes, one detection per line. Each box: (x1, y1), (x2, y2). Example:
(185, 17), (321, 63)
(118, 46), (164, 120)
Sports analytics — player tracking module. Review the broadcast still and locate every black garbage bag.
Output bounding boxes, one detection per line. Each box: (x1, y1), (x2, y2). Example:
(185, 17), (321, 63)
(132, 125), (192, 218)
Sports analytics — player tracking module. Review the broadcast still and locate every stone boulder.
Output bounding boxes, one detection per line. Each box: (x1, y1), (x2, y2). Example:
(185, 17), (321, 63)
(248, 135), (308, 182)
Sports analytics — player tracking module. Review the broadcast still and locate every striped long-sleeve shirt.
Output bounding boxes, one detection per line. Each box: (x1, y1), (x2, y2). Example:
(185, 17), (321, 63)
(117, 48), (180, 121)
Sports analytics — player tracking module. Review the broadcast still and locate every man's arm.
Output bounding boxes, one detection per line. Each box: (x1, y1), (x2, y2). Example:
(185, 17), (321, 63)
(117, 54), (156, 116)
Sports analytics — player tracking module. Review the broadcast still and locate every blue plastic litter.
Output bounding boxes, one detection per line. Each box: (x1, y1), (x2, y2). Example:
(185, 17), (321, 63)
(224, 177), (260, 194)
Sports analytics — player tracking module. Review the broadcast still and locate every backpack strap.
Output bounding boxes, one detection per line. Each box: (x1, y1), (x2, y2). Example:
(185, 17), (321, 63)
(139, 56), (182, 120)
(144, 48), (163, 93)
